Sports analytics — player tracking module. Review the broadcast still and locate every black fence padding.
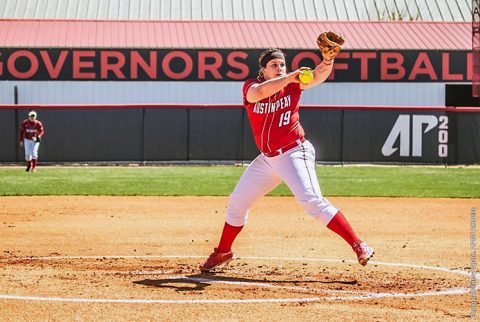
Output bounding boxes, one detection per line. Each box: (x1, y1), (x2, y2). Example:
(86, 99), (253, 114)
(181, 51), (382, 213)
(2, 108), (480, 164)
(189, 109), (244, 160)
(455, 112), (480, 164)
(300, 110), (343, 162)
(144, 109), (188, 161)
(0, 109), (17, 162)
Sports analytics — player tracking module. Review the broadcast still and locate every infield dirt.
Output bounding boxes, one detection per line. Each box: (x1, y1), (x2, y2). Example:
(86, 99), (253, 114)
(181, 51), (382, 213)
(0, 196), (479, 321)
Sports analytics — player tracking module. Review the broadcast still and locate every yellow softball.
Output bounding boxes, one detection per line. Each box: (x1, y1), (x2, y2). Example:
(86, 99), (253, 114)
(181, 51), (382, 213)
(298, 69), (313, 84)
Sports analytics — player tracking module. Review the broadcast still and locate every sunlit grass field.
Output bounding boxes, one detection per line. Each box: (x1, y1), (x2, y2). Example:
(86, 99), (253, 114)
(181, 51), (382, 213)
(0, 166), (478, 198)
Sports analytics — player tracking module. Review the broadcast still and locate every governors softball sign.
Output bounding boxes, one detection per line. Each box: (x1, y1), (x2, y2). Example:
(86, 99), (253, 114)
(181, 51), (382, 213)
(0, 48), (471, 82)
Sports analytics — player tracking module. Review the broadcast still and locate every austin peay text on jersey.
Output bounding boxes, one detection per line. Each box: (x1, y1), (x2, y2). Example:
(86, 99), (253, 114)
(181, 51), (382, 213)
(253, 95), (291, 114)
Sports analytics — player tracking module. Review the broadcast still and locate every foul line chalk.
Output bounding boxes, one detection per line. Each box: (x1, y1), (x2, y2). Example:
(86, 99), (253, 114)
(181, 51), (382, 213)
(0, 255), (478, 304)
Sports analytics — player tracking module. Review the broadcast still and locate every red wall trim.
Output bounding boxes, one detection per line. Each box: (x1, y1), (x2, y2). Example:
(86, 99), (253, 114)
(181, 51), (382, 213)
(0, 103), (478, 113)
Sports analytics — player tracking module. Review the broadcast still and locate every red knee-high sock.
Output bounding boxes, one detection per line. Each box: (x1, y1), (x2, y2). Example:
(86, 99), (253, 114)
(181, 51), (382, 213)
(32, 159), (38, 169)
(27, 160), (32, 169)
(217, 222), (243, 253)
(326, 211), (360, 247)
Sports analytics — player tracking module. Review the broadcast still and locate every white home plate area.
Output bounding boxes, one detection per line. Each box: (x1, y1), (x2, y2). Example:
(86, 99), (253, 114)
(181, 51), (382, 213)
(0, 255), (478, 304)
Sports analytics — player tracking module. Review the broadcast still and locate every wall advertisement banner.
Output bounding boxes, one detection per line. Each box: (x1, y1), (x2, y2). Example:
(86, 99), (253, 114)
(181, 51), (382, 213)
(0, 48), (471, 82)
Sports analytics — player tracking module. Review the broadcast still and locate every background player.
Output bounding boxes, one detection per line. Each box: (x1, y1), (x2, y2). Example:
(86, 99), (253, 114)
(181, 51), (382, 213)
(200, 32), (374, 272)
(19, 110), (44, 172)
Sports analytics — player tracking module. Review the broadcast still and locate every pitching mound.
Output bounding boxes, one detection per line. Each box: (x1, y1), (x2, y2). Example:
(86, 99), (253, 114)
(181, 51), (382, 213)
(0, 196), (478, 320)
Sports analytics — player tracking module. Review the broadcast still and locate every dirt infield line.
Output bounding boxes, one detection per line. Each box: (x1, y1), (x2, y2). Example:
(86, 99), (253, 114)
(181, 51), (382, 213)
(1, 255), (478, 304)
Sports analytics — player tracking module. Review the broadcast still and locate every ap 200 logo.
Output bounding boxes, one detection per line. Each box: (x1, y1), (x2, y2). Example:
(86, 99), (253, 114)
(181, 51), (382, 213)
(382, 115), (449, 158)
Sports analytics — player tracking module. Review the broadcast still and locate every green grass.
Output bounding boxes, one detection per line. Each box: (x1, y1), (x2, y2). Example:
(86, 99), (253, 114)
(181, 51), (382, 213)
(0, 166), (478, 198)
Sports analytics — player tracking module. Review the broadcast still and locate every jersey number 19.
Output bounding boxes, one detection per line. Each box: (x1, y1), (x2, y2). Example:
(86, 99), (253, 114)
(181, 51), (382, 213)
(279, 111), (291, 127)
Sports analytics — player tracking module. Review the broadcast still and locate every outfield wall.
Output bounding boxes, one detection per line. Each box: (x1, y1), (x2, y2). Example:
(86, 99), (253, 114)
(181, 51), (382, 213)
(0, 81), (446, 107)
(0, 105), (479, 164)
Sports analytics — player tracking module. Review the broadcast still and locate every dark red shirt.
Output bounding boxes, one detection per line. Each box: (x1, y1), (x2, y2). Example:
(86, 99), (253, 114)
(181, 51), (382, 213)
(20, 119), (44, 141)
(243, 78), (305, 154)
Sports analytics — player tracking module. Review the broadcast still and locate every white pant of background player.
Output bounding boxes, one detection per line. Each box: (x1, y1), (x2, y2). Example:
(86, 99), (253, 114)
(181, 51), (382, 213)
(23, 138), (40, 161)
(227, 140), (338, 226)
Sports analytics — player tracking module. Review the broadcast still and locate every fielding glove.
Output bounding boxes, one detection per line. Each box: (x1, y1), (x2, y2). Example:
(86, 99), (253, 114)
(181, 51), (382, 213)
(317, 31), (345, 62)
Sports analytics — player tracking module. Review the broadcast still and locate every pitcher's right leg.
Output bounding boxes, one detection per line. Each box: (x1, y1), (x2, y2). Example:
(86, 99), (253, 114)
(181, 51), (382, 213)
(200, 155), (281, 272)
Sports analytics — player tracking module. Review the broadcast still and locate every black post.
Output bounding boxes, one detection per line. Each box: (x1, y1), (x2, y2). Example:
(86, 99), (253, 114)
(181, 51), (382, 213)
(141, 107), (146, 165)
(340, 109), (345, 166)
(14, 86), (20, 162)
(186, 108), (190, 161)
(14, 86), (18, 104)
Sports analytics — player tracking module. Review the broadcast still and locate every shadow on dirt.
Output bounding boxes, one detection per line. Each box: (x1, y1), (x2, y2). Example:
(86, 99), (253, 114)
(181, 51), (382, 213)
(133, 272), (357, 292)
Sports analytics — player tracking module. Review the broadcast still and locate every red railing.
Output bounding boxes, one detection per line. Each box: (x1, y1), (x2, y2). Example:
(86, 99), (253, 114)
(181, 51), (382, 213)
(0, 103), (478, 112)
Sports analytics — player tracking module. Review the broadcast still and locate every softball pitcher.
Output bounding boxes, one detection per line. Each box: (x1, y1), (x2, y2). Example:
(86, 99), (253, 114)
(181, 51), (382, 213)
(200, 32), (374, 272)
(19, 110), (44, 173)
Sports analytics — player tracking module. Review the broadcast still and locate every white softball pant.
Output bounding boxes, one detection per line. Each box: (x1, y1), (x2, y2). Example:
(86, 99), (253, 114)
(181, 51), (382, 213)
(226, 140), (339, 227)
(23, 138), (40, 161)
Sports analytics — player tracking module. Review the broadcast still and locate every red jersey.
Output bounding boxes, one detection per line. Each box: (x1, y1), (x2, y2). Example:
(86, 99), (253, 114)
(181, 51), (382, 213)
(243, 78), (305, 154)
(20, 119), (44, 141)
